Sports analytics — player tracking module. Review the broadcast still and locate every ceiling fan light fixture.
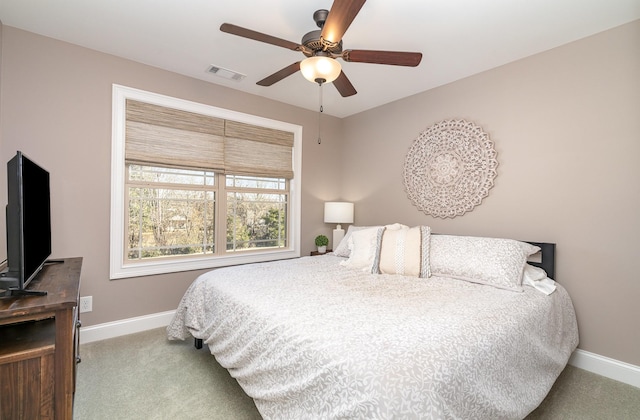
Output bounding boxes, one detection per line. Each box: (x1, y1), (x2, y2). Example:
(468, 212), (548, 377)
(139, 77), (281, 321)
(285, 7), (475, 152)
(300, 55), (341, 84)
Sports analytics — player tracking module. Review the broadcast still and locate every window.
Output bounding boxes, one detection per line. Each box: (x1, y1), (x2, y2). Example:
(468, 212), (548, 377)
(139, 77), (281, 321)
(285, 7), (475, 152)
(111, 85), (302, 279)
(126, 165), (216, 261)
(225, 175), (288, 252)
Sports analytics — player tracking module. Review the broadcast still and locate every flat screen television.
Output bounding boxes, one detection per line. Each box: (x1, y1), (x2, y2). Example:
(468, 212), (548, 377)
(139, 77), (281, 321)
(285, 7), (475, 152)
(0, 151), (52, 297)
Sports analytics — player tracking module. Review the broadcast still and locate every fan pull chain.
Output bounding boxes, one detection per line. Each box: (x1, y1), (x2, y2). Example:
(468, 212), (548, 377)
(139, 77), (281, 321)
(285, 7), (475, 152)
(317, 82), (324, 144)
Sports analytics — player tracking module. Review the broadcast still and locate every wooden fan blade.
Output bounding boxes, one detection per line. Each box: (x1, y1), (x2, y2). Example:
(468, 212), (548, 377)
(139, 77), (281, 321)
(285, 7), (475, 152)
(257, 62), (301, 86)
(342, 49), (422, 67)
(220, 23), (302, 51)
(333, 71), (357, 97)
(321, 0), (367, 45)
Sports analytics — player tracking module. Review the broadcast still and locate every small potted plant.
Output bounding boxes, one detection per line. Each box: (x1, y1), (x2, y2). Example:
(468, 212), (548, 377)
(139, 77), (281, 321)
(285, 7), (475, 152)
(315, 234), (329, 253)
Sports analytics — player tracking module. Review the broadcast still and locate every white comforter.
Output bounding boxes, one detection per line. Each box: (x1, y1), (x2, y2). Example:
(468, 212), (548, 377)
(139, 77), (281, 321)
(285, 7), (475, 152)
(167, 255), (578, 419)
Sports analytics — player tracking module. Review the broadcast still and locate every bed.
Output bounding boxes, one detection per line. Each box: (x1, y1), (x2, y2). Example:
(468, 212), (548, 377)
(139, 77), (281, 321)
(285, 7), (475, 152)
(167, 227), (578, 419)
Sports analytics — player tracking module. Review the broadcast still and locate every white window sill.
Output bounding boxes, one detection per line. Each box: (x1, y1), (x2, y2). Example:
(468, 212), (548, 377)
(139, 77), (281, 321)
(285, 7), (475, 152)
(110, 249), (300, 279)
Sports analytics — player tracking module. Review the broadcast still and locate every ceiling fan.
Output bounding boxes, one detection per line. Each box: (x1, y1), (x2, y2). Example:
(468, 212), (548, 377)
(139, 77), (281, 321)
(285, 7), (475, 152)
(220, 0), (423, 97)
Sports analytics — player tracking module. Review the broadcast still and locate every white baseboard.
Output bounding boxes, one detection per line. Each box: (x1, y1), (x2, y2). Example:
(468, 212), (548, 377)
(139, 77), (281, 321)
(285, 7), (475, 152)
(569, 349), (640, 389)
(80, 310), (176, 344)
(80, 311), (640, 389)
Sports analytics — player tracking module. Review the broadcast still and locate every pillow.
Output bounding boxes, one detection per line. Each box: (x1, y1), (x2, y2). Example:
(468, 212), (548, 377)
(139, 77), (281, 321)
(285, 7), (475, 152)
(430, 235), (540, 291)
(340, 227), (385, 271)
(373, 225), (431, 278)
(334, 225), (378, 257)
(384, 223), (409, 231)
(333, 224), (404, 257)
(522, 263), (557, 295)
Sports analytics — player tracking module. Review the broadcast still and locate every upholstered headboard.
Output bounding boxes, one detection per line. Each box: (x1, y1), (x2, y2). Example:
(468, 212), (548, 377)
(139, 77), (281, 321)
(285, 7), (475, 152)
(526, 242), (556, 280)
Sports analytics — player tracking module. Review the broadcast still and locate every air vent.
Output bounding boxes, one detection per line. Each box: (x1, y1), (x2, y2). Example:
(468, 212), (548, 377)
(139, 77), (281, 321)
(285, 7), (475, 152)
(207, 65), (246, 81)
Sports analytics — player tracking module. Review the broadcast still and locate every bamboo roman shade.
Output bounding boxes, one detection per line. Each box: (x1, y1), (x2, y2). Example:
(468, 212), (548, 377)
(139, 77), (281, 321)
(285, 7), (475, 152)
(224, 120), (294, 179)
(125, 100), (225, 171)
(125, 100), (294, 178)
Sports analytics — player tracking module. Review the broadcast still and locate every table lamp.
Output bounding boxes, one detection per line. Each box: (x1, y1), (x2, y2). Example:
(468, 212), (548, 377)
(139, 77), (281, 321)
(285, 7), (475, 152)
(324, 202), (354, 250)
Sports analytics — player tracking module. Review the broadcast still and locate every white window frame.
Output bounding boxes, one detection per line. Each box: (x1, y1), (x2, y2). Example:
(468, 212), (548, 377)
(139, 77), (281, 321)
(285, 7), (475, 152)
(110, 84), (302, 279)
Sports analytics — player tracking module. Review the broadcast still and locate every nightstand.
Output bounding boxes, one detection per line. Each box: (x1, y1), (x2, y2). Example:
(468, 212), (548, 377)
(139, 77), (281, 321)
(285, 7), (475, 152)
(310, 250), (332, 256)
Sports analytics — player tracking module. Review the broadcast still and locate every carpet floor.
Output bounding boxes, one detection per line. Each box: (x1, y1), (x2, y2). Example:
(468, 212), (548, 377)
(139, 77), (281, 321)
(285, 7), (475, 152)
(74, 327), (640, 419)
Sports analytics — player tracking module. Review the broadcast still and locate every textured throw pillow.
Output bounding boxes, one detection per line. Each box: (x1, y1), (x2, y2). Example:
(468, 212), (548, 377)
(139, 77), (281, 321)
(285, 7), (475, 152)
(430, 235), (540, 291)
(373, 225), (431, 278)
(340, 227), (385, 271)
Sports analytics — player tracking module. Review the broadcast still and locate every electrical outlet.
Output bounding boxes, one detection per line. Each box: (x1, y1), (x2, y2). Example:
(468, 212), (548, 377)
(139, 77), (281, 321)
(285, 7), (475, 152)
(79, 296), (92, 313)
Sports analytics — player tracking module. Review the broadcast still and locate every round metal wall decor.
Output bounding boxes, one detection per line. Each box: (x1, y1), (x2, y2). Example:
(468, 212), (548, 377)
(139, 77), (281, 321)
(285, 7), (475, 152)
(403, 120), (498, 218)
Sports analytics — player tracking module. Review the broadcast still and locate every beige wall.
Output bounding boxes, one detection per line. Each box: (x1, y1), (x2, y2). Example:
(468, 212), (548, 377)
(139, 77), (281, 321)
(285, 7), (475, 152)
(342, 20), (640, 366)
(0, 26), (343, 326)
(1, 20), (638, 368)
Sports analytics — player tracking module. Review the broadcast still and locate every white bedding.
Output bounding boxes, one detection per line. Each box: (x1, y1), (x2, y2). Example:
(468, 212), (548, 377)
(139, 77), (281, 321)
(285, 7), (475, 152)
(167, 254), (578, 419)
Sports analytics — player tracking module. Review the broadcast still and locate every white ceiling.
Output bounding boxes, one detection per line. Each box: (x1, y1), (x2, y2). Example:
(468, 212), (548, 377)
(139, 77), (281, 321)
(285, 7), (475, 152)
(1, 0), (639, 118)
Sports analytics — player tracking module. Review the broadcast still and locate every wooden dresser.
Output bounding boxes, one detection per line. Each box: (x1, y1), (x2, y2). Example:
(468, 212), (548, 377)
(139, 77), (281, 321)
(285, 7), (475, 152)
(0, 257), (82, 420)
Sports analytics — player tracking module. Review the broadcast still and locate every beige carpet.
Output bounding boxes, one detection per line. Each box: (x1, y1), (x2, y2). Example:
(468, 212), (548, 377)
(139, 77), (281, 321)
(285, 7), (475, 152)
(74, 327), (640, 419)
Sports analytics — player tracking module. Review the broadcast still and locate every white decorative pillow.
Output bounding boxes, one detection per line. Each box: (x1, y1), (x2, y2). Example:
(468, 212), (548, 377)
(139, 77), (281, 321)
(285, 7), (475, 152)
(340, 227), (385, 271)
(373, 225), (431, 278)
(333, 224), (403, 257)
(430, 235), (540, 291)
(384, 223), (409, 231)
(334, 225), (379, 258)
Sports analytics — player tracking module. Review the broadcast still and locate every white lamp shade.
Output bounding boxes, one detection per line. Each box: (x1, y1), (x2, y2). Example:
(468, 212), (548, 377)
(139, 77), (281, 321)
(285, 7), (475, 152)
(300, 56), (342, 84)
(324, 202), (354, 224)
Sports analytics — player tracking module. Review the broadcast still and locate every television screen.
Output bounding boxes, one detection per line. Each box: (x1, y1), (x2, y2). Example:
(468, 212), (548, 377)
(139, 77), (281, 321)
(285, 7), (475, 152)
(1, 151), (51, 295)
(21, 154), (52, 285)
